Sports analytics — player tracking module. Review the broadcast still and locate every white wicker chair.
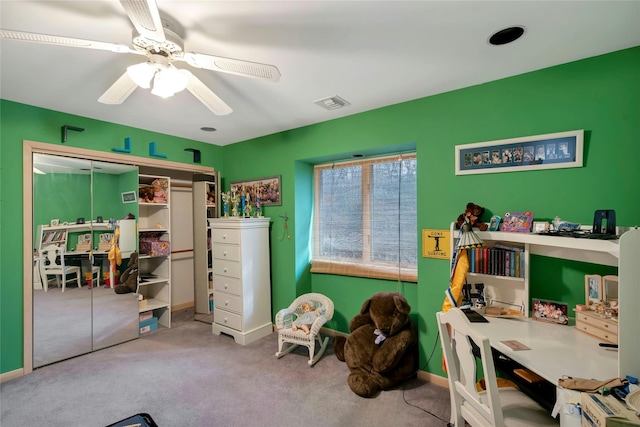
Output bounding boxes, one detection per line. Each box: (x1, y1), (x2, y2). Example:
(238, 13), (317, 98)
(275, 293), (334, 366)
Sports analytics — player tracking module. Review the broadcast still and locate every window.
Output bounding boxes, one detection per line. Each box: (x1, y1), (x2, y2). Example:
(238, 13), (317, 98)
(311, 153), (417, 282)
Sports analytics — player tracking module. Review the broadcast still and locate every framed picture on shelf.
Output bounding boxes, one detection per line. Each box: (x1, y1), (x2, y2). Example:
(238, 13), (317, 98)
(488, 215), (501, 231)
(501, 212), (534, 232)
(585, 274), (602, 306)
(532, 298), (569, 325)
(532, 221), (550, 233)
(602, 275), (618, 302)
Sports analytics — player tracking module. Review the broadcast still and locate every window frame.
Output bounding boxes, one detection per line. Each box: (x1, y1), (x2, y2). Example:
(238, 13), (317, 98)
(311, 153), (417, 282)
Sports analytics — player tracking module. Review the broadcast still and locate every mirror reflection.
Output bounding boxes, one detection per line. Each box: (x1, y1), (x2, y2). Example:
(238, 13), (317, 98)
(33, 154), (139, 368)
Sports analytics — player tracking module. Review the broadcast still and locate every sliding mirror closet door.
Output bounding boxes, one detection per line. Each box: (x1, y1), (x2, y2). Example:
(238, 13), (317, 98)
(91, 161), (139, 351)
(33, 154), (139, 368)
(33, 154), (93, 367)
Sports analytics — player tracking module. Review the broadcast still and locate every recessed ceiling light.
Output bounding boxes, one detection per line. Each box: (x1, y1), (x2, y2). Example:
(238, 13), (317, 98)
(200, 127), (216, 132)
(489, 26), (525, 46)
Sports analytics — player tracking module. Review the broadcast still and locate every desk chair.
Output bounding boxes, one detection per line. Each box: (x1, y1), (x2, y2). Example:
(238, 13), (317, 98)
(437, 308), (559, 427)
(39, 245), (81, 292)
(275, 293), (334, 366)
(90, 266), (101, 287)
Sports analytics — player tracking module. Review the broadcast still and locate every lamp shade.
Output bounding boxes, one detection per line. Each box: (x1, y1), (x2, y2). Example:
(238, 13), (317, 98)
(458, 222), (485, 249)
(126, 62), (156, 89)
(151, 66), (190, 98)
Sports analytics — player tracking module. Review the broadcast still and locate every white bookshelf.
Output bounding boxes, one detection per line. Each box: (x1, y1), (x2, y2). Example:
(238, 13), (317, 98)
(192, 173), (220, 316)
(137, 174), (171, 330)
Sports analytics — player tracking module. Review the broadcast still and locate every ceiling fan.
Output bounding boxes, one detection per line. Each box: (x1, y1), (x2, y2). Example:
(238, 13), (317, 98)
(0, 0), (281, 116)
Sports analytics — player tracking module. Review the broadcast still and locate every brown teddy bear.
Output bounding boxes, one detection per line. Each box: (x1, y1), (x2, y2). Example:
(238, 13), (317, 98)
(114, 252), (138, 294)
(456, 202), (488, 231)
(333, 292), (418, 398)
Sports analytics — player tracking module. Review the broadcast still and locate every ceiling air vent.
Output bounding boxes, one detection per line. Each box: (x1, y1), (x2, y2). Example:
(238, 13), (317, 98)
(314, 95), (351, 110)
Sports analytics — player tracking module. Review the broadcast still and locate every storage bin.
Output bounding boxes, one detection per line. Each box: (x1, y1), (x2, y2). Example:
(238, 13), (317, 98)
(139, 317), (158, 335)
(139, 235), (170, 256)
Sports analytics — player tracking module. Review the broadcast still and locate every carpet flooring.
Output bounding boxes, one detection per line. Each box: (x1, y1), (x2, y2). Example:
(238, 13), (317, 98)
(1, 309), (451, 427)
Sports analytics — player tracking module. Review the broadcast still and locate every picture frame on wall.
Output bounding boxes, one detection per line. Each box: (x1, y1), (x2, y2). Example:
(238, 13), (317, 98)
(121, 191), (137, 204)
(230, 175), (282, 206)
(585, 274), (602, 306)
(455, 130), (584, 175)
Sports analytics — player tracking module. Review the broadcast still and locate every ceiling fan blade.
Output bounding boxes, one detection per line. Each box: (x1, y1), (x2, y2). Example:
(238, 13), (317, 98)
(186, 74), (232, 116)
(98, 72), (138, 105)
(119, 0), (165, 43)
(0, 29), (141, 55)
(181, 52), (281, 83)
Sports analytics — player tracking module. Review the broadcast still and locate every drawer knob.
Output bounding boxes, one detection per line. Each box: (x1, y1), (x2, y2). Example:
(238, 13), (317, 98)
(223, 234), (227, 240)
(223, 251), (227, 256)
(225, 300), (229, 306)
(224, 284), (228, 289)
(224, 268), (228, 273)
(604, 325), (609, 329)
(224, 317), (228, 323)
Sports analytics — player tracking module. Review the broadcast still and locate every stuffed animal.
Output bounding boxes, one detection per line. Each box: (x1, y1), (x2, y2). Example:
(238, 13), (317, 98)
(139, 186), (154, 203)
(114, 252), (138, 294)
(333, 292), (418, 398)
(456, 202), (488, 231)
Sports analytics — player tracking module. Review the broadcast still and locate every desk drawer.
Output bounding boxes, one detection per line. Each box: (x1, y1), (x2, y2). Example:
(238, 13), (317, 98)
(212, 244), (240, 262)
(214, 291), (242, 314)
(213, 259), (242, 279)
(214, 309), (242, 331)
(211, 228), (240, 245)
(213, 275), (242, 296)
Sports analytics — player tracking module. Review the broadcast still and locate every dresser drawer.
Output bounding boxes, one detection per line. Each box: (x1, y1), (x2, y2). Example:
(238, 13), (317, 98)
(214, 309), (242, 331)
(575, 311), (617, 333)
(212, 228), (240, 245)
(576, 321), (618, 344)
(212, 244), (240, 262)
(213, 259), (242, 279)
(213, 274), (242, 296)
(214, 291), (242, 314)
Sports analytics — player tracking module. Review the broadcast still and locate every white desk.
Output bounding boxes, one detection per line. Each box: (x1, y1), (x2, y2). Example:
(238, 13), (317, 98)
(474, 315), (618, 385)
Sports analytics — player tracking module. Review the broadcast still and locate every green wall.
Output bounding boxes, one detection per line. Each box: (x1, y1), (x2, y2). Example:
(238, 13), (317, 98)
(220, 47), (640, 377)
(0, 102), (223, 374)
(1, 47), (639, 377)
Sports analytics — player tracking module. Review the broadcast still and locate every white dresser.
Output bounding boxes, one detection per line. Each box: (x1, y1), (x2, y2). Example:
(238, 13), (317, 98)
(210, 218), (273, 345)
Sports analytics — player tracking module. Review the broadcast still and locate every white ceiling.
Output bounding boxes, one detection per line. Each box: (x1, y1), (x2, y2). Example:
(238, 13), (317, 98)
(1, 1), (639, 147)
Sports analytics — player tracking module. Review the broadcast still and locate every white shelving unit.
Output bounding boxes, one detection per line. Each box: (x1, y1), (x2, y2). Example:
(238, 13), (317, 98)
(193, 173), (220, 316)
(137, 174), (171, 330)
(450, 222), (640, 379)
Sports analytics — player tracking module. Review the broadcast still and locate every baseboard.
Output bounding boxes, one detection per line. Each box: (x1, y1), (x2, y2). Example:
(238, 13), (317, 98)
(313, 327), (448, 387)
(172, 302), (194, 312)
(417, 370), (449, 388)
(0, 368), (24, 384)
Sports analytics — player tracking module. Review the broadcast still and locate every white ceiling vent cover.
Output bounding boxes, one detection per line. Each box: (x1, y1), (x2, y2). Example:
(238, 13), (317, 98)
(314, 95), (351, 110)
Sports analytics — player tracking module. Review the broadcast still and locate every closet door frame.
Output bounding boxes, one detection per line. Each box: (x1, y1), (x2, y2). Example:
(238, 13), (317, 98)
(22, 140), (214, 375)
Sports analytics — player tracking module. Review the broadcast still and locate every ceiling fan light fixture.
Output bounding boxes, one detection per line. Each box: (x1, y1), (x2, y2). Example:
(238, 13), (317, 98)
(126, 61), (156, 89)
(151, 66), (190, 98)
